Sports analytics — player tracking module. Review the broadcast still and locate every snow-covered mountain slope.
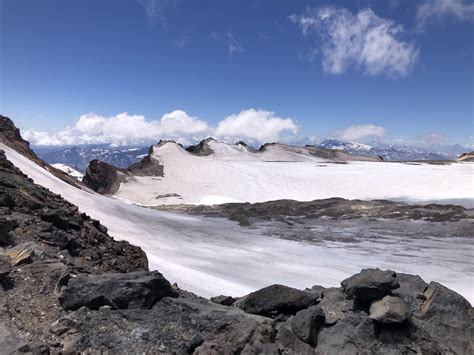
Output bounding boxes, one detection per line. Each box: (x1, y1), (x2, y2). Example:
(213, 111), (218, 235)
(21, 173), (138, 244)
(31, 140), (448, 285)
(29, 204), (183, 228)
(111, 140), (474, 206)
(51, 163), (84, 180)
(2, 142), (473, 303)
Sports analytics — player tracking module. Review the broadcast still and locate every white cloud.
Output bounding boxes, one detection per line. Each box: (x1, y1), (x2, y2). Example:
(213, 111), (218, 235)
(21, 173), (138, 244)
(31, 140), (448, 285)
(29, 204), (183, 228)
(420, 132), (445, 144)
(335, 124), (386, 141)
(160, 110), (208, 134)
(24, 109), (298, 146)
(215, 109), (298, 143)
(290, 6), (419, 77)
(24, 111), (209, 146)
(416, 0), (474, 30)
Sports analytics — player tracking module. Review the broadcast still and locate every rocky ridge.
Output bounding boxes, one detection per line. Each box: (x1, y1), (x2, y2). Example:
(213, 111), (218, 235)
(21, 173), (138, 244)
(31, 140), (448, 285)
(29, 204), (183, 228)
(0, 115), (84, 189)
(0, 148), (472, 353)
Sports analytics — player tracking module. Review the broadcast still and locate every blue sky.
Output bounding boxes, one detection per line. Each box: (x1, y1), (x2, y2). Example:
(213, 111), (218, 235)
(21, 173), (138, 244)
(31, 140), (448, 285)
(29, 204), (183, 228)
(0, 0), (473, 146)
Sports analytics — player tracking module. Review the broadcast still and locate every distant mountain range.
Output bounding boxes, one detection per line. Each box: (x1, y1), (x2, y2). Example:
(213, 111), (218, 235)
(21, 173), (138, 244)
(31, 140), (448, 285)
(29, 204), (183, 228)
(318, 139), (467, 161)
(34, 145), (150, 172)
(33, 139), (469, 172)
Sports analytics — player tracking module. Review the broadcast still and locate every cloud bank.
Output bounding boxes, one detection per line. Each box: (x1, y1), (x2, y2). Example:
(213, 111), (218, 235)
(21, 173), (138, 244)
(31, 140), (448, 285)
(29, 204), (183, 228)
(24, 109), (298, 146)
(416, 0), (474, 30)
(335, 124), (386, 141)
(290, 6), (419, 77)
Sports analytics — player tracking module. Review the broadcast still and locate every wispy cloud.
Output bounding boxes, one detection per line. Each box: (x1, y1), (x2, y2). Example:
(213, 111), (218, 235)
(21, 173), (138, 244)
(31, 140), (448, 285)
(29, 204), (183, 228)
(174, 36), (190, 49)
(136, 0), (175, 26)
(211, 30), (243, 57)
(290, 6), (419, 78)
(416, 0), (474, 30)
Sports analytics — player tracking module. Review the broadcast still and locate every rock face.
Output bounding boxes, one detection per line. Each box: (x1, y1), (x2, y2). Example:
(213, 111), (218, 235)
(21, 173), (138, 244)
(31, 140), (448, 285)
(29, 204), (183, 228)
(0, 141), (473, 353)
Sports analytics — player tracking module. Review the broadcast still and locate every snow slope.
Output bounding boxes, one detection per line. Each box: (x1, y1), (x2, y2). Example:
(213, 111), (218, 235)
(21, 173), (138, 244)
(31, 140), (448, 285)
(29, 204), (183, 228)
(51, 163), (84, 180)
(2, 142), (473, 303)
(114, 141), (474, 207)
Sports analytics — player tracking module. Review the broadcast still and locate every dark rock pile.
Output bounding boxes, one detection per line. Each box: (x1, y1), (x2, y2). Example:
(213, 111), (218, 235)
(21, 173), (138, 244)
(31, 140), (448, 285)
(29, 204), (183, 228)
(0, 149), (472, 353)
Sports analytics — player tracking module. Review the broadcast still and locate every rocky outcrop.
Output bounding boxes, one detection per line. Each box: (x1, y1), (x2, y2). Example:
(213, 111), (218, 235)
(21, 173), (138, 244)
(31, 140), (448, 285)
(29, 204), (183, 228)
(186, 137), (216, 156)
(83, 145), (164, 194)
(82, 159), (128, 194)
(0, 115), (85, 189)
(161, 197), (473, 225)
(0, 146), (472, 353)
(458, 151), (474, 162)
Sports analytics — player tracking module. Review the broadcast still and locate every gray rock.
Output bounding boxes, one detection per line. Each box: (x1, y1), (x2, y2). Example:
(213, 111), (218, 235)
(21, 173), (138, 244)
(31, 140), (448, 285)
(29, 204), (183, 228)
(290, 305), (325, 346)
(369, 295), (410, 324)
(391, 272), (427, 311)
(316, 311), (375, 354)
(318, 287), (353, 325)
(0, 255), (11, 279)
(59, 270), (174, 310)
(210, 295), (236, 306)
(236, 284), (318, 317)
(412, 281), (472, 354)
(341, 268), (399, 301)
(277, 323), (315, 355)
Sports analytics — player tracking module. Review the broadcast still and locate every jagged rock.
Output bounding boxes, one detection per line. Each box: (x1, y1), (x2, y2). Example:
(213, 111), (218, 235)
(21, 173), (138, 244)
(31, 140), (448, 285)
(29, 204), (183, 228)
(341, 268), (399, 301)
(318, 287), (353, 325)
(412, 282), (472, 354)
(236, 284), (318, 317)
(289, 305), (325, 346)
(210, 295), (236, 306)
(0, 255), (11, 279)
(369, 295), (410, 324)
(59, 270), (175, 310)
(1, 242), (41, 266)
(185, 138), (216, 156)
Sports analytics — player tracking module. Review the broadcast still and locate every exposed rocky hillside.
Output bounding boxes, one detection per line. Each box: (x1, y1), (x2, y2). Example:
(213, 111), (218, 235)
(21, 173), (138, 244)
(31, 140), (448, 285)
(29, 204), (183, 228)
(0, 148), (472, 353)
(459, 151), (474, 162)
(0, 115), (84, 189)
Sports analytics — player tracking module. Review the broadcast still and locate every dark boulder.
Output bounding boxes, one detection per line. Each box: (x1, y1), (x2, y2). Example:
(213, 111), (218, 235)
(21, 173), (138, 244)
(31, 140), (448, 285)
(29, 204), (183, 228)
(82, 159), (127, 194)
(210, 295), (236, 306)
(341, 268), (399, 301)
(59, 270), (175, 310)
(318, 287), (353, 325)
(236, 284), (318, 317)
(289, 305), (325, 346)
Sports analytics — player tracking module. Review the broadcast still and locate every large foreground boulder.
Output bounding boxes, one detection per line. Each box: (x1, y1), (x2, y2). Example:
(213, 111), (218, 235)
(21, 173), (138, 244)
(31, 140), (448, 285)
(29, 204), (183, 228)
(59, 270), (175, 310)
(412, 281), (472, 354)
(341, 268), (399, 301)
(236, 284), (318, 317)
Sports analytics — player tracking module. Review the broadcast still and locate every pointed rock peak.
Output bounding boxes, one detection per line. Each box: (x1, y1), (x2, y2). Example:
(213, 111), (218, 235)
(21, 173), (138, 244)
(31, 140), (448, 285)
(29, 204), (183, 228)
(185, 137), (217, 156)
